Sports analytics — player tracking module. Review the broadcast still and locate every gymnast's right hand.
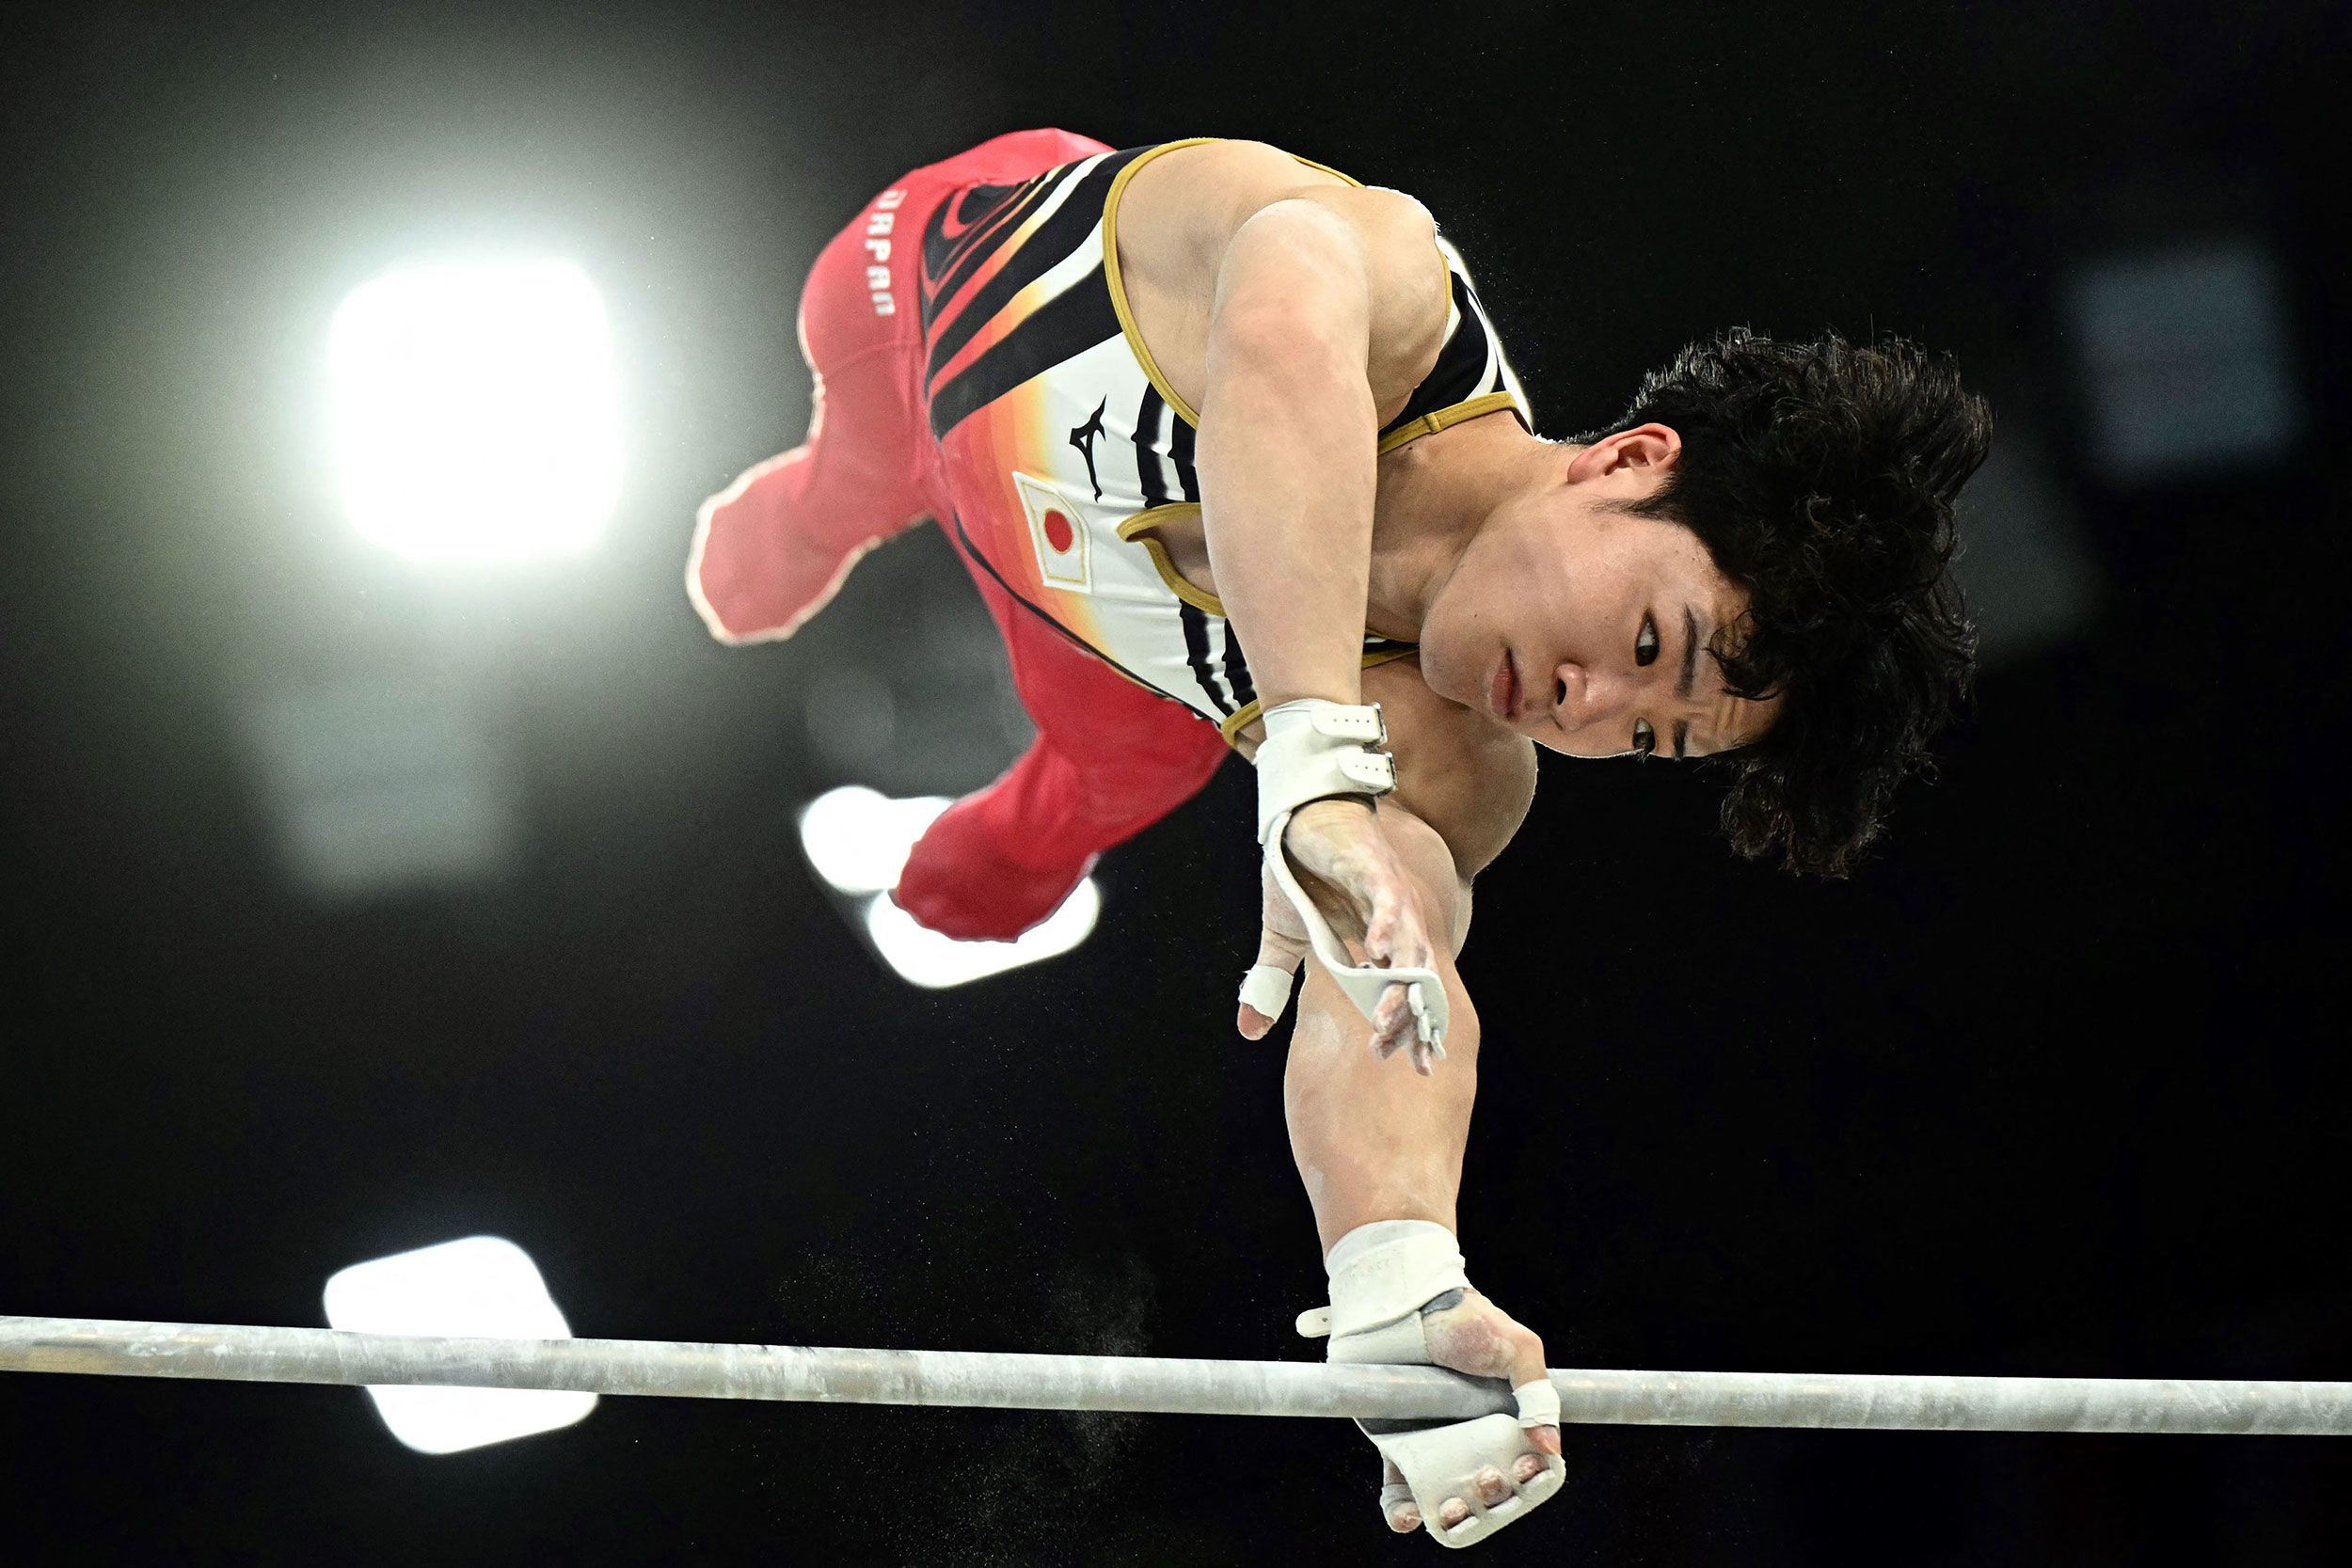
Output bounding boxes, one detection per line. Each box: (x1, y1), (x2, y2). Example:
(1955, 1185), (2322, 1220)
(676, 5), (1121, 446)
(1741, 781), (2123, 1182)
(1303, 1221), (1566, 1546)
(1372, 1286), (1565, 1540)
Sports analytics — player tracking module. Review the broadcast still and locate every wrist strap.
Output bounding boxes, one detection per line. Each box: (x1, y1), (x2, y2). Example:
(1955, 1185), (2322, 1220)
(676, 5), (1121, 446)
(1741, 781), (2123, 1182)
(1253, 700), (1397, 845)
(1316, 1219), (1470, 1339)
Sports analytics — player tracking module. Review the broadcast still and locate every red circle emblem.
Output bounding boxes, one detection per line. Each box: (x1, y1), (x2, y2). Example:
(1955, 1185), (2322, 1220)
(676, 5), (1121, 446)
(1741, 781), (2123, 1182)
(1042, 509), (1074, 554)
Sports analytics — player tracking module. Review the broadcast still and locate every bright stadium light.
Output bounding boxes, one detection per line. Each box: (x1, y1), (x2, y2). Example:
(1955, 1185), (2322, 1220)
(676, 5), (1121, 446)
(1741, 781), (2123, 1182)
(328, 260), (621, 561)
(863, 877), (1100, 989)
(797, 784), (1102, 986)
(797, 785), (951, 895)
(322, 1236), (596, 1454)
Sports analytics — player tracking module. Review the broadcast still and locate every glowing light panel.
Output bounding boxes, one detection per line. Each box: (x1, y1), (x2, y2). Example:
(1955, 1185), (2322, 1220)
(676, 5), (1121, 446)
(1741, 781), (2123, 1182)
(329, 260), (621, 560)
(863, 878), (1101, 989)
(798, 785), (951, 895)
(797, 785), (1103, 985)
(322, 1235), (596, 1453)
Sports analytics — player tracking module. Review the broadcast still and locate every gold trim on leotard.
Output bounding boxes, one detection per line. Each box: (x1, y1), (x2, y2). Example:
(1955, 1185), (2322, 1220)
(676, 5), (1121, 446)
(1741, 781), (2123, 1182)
(1375, 390), (1523, 456)
(1218, 645), (1421, 748)
(1114, 503), (1421, 749)
(1102, 140), (1507, 458)
(1116, 504), (1224, 613)
(1102, 139), (1221, 429)
(1100, 143), (1474, 752)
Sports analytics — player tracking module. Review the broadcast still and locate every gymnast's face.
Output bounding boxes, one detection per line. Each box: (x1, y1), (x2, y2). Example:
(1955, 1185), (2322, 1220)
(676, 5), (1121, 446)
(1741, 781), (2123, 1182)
(1418, 424), (1778, 759)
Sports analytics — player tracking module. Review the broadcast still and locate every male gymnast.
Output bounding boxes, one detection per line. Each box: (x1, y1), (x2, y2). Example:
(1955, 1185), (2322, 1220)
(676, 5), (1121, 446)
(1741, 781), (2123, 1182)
(688, 129), (1987, 1548)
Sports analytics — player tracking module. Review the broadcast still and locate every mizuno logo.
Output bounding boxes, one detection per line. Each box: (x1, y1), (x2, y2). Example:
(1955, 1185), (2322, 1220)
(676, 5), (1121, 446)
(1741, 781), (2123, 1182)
(1069, 397), (1108, 500)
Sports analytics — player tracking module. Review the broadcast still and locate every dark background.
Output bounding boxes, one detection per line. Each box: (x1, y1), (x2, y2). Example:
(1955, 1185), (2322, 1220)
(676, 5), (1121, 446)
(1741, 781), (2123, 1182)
(3, 1), (2346, 1562)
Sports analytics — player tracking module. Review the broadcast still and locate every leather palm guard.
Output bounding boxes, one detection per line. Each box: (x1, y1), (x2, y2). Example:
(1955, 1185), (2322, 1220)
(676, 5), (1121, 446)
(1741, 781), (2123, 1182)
(1252, 701), (1448, 1055)
(1298, 1221), (1566, 1550)
(1252, 700), (1397, 845)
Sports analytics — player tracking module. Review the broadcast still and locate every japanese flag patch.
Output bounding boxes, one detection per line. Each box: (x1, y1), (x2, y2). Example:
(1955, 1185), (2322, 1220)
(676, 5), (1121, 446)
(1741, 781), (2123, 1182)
(1013, 471), (1091, 591)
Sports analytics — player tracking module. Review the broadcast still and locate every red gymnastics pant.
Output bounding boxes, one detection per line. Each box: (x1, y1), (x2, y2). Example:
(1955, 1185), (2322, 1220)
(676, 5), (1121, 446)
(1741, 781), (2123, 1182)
(690, 129), (1231, 940)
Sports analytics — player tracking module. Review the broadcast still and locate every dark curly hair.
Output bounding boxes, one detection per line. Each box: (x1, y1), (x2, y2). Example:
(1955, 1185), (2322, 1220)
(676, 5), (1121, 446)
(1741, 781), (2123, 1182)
(1571, 328), (1992, 878)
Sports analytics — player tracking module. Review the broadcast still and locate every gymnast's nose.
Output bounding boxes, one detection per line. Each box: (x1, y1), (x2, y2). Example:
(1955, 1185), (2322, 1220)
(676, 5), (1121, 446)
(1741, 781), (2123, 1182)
(1549, 661), (1631, 734)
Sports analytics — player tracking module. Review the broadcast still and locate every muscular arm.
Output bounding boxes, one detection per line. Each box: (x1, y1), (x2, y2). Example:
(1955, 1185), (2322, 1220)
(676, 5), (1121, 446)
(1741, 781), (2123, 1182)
(1193, 175), (1449, 711)
(1276, 783), (1566, 1543)
(1282, 799), (1480, 1252)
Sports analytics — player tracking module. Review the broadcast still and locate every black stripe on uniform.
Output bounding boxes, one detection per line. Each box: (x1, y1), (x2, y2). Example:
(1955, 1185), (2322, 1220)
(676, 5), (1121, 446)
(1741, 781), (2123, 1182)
(1168, 410), (1200, 502)
(920, 180), (1032, 332)
(1180, 603), (1233, 715)
(1376, 273), (1488, 439)
(1134, 386), (1168, 507)
(956, 178), (1027, 225)
(1460, 279), (1510, 396)
(932, 177), (1036, 277)
(928, 268), (1122, 440)
(1219, 622), (1256, 711)
(921, 164), (1076, 330)
(925, 150), (1138, 388)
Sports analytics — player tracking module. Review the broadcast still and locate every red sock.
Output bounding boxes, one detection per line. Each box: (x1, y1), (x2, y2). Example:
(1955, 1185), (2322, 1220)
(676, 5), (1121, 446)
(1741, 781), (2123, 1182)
(893, 739), (1101, 942)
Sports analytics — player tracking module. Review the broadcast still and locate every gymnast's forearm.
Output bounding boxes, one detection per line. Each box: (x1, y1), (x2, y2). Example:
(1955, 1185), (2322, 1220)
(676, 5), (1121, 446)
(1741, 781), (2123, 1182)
(1195, 308), (1374, 709)
(1283, 961), (1479, 1255)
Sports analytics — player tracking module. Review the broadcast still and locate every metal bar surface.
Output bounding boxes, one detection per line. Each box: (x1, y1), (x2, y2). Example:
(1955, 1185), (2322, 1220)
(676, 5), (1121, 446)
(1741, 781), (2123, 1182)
(5, 1316), (2346, 1434)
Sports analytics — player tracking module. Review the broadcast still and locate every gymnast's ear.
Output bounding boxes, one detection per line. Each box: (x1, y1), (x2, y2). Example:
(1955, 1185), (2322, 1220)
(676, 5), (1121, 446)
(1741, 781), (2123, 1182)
(1565, 422), (1682, 484)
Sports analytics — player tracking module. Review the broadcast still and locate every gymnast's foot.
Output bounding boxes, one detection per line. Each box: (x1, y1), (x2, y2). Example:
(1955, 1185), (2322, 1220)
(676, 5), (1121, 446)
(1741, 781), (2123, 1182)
(893, 794), (1097, 943)
(892, 816), (1096, 942)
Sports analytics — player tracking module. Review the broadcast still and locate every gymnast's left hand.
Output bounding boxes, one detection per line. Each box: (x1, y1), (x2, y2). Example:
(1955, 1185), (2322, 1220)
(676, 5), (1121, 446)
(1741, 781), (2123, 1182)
(1249, 796), (1440, 1071)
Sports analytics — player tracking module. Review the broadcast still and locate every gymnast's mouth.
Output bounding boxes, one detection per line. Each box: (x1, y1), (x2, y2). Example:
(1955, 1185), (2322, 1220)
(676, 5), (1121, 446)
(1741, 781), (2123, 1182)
(1488, 649), (1518, 723)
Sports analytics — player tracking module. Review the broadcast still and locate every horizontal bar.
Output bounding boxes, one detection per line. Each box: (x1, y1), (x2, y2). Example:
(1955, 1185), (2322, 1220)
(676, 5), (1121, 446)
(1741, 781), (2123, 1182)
(4, 1316), (2347, 1434)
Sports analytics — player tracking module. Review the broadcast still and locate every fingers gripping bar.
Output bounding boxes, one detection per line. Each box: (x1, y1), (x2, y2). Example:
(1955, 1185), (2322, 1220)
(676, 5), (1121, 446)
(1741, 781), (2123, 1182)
(1309, 1221), (1565, 1549)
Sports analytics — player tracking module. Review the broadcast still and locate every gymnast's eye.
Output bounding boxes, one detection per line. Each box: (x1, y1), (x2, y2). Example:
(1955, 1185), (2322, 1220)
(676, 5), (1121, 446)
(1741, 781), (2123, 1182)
(1636, 613), (1660, 667)
(1632, 718), (1656, 760)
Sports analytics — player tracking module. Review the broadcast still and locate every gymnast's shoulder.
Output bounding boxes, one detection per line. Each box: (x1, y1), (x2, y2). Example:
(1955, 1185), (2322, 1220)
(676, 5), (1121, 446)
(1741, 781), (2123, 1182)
(1365, 656), (1536, 882)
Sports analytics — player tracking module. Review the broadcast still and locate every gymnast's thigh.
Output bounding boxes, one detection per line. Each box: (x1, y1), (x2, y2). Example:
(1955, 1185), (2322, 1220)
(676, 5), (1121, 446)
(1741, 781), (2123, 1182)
(796, 129), (1118, 384)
